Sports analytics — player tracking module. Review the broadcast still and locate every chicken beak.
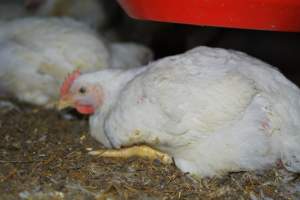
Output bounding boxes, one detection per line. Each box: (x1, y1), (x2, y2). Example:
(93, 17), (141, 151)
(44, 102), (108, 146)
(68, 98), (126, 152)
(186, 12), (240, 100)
(56, 98), (74, 110)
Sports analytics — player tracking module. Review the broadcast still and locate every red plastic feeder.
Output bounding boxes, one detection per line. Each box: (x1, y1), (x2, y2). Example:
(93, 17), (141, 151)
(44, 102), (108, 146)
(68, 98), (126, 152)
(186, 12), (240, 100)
(117, 0), (300, 32)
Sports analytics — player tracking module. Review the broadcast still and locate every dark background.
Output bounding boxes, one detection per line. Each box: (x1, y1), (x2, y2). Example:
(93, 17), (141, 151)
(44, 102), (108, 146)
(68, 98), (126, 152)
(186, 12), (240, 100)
(102, 1), (300, 85)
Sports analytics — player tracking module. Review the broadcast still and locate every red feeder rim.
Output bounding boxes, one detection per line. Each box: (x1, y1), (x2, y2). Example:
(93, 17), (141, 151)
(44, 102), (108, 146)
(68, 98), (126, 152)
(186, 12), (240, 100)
(117, 0), (300, 32)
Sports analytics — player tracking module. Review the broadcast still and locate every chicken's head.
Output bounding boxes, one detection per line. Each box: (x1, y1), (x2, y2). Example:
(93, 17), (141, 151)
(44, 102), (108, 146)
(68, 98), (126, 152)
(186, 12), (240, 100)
(57, 69), (104, 115)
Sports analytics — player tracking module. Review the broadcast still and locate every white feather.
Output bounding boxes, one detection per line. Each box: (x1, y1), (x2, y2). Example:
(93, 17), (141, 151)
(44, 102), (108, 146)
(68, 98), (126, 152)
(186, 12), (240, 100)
(109, 42), (153, 69)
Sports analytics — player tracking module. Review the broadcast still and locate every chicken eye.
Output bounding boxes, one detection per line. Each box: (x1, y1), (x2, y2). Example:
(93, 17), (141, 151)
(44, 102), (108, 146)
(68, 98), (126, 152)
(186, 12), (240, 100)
(79, 87), (87, 94)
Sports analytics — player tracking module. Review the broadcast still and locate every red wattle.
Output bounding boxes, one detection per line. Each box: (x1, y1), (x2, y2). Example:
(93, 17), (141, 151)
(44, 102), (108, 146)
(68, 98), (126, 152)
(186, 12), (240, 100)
(75, 104), (95, 115)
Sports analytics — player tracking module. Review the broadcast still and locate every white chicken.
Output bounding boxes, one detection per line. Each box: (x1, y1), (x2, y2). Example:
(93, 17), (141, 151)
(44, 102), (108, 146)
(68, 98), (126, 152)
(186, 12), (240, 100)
(25, 0), (107, 29)
(58, 46), (300, 177)
(0, 17), (152, 107)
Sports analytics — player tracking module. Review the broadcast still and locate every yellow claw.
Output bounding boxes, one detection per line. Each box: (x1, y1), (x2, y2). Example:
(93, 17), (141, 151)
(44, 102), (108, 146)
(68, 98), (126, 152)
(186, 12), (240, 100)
(88, 145), (173, 165)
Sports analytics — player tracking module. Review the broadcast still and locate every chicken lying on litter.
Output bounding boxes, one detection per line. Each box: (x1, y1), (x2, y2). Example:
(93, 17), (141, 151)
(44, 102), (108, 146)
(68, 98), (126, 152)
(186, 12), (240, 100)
(58, 46), (300, 176)
(0, 17), (152, 107)
(25, 0), (107, 29)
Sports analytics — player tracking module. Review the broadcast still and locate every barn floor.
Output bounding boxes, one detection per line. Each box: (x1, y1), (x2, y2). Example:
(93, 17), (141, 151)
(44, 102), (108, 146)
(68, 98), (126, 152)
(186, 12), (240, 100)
(0, 99), (300, 200)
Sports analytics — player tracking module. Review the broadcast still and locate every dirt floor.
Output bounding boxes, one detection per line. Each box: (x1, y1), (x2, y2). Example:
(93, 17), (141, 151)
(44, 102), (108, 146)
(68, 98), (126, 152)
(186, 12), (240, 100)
(0, 99), (300, 200)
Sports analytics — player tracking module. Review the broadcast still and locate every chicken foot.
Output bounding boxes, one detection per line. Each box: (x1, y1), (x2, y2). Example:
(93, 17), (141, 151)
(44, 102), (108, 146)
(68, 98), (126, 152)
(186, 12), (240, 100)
(88, 145), (173, 164)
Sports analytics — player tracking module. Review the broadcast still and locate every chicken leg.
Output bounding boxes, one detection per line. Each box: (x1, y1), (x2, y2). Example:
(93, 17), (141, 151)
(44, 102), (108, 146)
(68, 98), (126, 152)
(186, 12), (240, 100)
(88, 145), (173, 164)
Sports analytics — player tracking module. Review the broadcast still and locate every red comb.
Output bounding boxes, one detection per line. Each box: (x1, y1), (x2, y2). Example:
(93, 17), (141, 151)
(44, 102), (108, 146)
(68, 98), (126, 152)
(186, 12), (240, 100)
(60, 69), (81, 96)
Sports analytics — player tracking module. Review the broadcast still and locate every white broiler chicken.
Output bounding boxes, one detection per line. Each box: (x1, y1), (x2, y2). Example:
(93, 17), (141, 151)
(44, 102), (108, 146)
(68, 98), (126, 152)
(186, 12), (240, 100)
(25, 0), (107, 29)
(0, 17), (152, 107)
(58, 46), (300, 177)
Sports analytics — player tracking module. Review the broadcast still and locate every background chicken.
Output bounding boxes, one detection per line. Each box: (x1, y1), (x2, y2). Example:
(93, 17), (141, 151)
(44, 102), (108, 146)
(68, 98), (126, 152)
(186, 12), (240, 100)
(0, 17), (152, 107)
(59, 46), (300, 177)
(25, 0), (107, 29)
